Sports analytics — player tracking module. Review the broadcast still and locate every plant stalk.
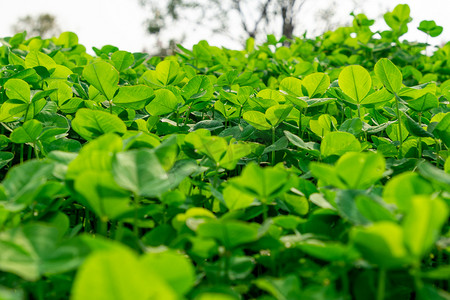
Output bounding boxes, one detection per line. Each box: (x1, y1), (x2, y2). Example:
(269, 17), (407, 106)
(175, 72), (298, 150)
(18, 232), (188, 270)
(394, 93), (403, 159)
(377, 268), (386, 300)
(271, 127), (276, 165)
(418, 113), (422, 158)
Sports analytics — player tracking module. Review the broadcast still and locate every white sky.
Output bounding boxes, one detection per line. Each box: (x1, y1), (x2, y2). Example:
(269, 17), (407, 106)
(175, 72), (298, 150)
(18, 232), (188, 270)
(0, 0), (449, 53)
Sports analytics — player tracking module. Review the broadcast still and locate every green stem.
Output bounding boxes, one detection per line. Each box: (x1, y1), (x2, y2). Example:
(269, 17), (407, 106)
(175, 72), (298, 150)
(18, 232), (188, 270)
(302, 107), (308, 138)
(109, 221), (117, 239)
(133, 193), (140, 237)
(357, 104), (361, 119)
(262, 203), (268, 221)
(394, 93), (403, 159)
(213, 167), (220, 188)
(28, 144), (33, 160)
(435, 140), (440, 167)
(298, 107), (303, 137)
(224, 252), (231, 282)
(412, 265), (424, 295)
(84, 209), (91, 233)
(418, 113), (422, 158)
(23, 104), (30, 122)
(109, 100), (113, 114)
(37, 280), (45, 300)
(377, 268), (386, 300)
(20, 144), (24, 164)
(97, 217), (108, 236)
(271, 127), (276, 165)
(33, 141), (39, 160)
(341, 268), (350, 299)
(184, 106), (192, 125)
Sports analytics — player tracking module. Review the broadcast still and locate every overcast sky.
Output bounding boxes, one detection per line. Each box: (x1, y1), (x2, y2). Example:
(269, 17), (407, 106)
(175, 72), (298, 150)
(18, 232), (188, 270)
(0, 0), (449, 53)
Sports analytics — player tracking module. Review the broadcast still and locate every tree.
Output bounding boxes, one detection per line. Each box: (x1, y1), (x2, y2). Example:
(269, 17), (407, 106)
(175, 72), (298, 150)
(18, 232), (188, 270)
(12, 13), (60, 39)
(140, 0), (344, 52)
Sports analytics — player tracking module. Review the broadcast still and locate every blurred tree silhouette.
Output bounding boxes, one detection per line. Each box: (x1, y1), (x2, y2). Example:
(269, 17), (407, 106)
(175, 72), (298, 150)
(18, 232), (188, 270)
(140, 0), (345, 50)
(12, 13), (60, 39)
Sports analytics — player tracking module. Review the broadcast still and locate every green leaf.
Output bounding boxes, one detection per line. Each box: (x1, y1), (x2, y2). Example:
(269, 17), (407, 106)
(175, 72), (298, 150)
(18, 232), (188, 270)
(417, 161), (450, 191)
(374, 58), (403, 94)
(0, 151), (14, 169)
(351, 222), (411, 269)
(182, 75), (213, 102)
(2, 160), (55, 207)
(254, 275), (302, 300)
(320, 131), (361, 157)
(302, 72), (330, 98)
(10, 119), (43, 143)
(257, 89), (285, 104)
(111, 148), (169, 197)
(66, 133), (123, 179)
(82, 61), (119, 100)
(35, 111), (70, 142)
(223, 184), (255, 211)
(230, 163), (292, 202)
(384, 4), (411, 37)
(279, 77), (303, 97)
(71, 108), (127, 141)
(113, 85), (154, 110)
(309, 162), (346, 189)
(382, 172), (434, 210)
(71, 247), (176, 300)
(111, 50), (134, 72)
(418, 20), (443, 37)
(265, 104), (293, 127)
(4, 79), (30, 103)
(281, 193), (309, 216)
(406, 93), (438, 112)
(56, 31), (79, 48)
(156, 60), (180, 86)
(284, 131), (320, 156)
(145, 89), (179, 116)
(60, 97), (84, 114)
(386, 121), (409, 142)
(335, 189), (370, 225)
(297, 240), (360, 262)
(74, 170), (131, 220)
(421, 266), (450, 280)
(339, 118), (363, 135)
(403, 196), (448, 258)
(219, 142), (253, 170)
(310, 114), (336, 138)
(25, 50), (57, 69)
(356, 195), (397, 223)
(404, 114), (434, 138)
(360, 88), (393, 107)
(197, 219), (259, 249)
(0, 286), (24, 300)
(140, 251), (195, 296)
(48, 81), (73, 106)
(243, 111), (272, 130)
(184, 130), (228, 163)
(335, 152), (385, 189)
(433, 113), (450, 147)
(305, 97), (335, 108)
(0, 224), (86, 281)
(338, 65), (371, 103)
(8, 48), (25, 67)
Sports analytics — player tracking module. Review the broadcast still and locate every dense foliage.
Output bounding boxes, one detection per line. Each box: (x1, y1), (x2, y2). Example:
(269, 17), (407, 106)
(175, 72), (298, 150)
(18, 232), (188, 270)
(0, 4), (449, 300)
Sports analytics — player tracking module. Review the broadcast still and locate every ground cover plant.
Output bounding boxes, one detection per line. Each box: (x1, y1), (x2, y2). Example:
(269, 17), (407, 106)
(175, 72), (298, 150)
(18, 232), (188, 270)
(0, 3), (449, 300)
